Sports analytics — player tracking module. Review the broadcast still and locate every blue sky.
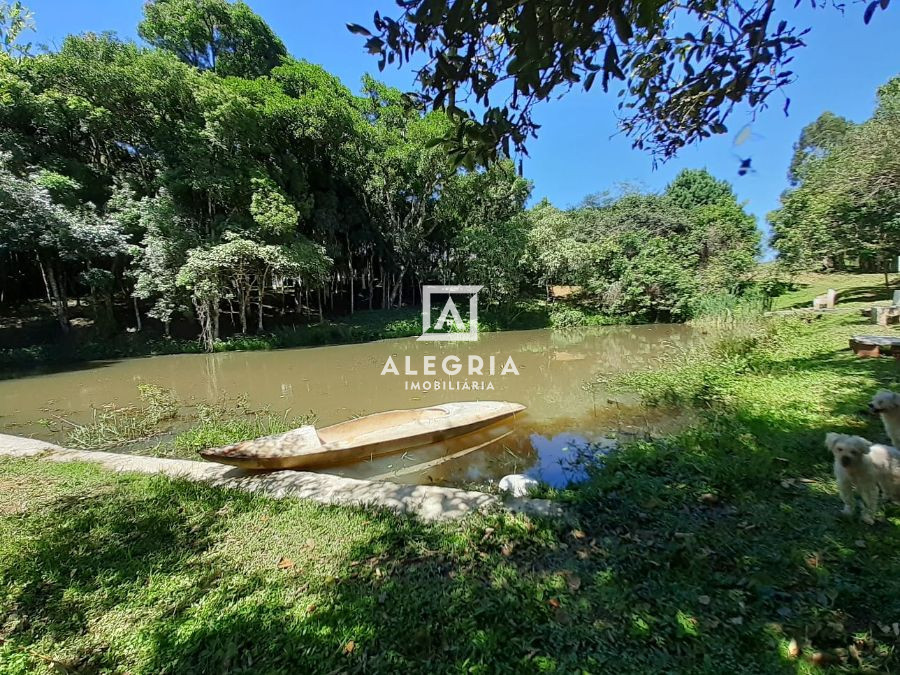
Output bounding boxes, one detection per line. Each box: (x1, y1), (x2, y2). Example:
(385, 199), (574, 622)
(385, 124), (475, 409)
(24, 1), (900, 255)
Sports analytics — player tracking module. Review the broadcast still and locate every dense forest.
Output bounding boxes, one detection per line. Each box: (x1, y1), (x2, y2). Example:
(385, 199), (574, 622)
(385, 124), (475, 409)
(0, 0), (763, 352)
(770, 76), (900, 279)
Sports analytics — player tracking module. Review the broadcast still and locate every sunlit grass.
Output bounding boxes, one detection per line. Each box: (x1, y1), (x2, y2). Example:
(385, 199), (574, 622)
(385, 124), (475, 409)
(770, 272), (899, 311)
(3, 286), (900, 671)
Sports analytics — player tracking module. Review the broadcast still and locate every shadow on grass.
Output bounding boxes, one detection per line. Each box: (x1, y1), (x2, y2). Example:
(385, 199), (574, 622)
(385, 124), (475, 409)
(779, 283), (898, 311)
(4, 403), (900, 673)
(3, 316), (900, 672)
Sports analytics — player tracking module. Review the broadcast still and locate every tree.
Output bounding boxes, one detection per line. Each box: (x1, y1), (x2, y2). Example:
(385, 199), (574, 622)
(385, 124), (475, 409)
(0, 161), (126, 331)
(787, 111), (854, 185)
(664, 169), (760, 291)
(0, 0), (34, 59)
(358, 77), (456, 306)
(351, 0), (885, 165)
(665, 169), (733, 211)
(176, 235), (330, 350)
(522, 201), (598, 292)
(139, 0), (286, 78)
(771, 76), (900, 281)
(523, 181), (759, 321)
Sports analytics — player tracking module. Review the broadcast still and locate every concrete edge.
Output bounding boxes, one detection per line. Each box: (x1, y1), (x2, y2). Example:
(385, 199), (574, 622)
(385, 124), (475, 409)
(0, 434), (564, 522)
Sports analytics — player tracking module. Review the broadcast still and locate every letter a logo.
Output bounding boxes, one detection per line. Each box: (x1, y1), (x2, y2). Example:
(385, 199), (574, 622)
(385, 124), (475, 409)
(418, 285), (482, 342)
(433, 296), (465, 331)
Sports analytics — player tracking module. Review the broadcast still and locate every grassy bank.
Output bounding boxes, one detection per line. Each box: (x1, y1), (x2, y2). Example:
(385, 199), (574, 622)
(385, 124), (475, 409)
(0, 300), (621, 376)
(2, 307), (900, 672)
(770, 272), (899, 311)
(45, 386), (313, 460)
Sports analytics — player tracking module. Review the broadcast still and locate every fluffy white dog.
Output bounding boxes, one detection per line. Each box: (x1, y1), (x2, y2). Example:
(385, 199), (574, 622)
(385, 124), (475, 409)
(826, 432), (900, 524)
(869, 389), (900, 448)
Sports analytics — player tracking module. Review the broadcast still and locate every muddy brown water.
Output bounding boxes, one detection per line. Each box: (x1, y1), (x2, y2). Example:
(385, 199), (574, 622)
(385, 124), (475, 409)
(0, 324), (703, 488)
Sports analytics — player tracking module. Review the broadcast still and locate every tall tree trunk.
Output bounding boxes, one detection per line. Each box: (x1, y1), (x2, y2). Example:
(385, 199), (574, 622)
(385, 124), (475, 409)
(239, 289), (249, 334)
(37, 255), (52, 302)
(40, 256), (69, 333)
(349, 265), (355, 315)
(368, 252), (374, 310)
(257, 271), (267, 333)
(389, 268), (406, 308)
(133, 296), (142, 332)
(317, 287), (324, 323)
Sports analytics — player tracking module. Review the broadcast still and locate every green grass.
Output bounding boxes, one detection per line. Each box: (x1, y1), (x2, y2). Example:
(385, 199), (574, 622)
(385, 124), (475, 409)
(770, 272), (899, 311)
(2, 284), (900, 672)
(0, 320), (898, 672)
(39, 387), (315, 460)
(165, 406), (315, 459)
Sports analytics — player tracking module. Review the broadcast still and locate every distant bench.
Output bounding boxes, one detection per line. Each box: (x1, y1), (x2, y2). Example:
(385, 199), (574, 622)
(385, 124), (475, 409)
(850, 335), (900, 358)
(812, 288), (838, 310)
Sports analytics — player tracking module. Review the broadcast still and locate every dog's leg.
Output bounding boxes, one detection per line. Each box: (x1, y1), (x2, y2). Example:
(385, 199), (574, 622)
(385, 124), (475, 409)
(837, 473), (856, 517)
(859, 483), (880, 525)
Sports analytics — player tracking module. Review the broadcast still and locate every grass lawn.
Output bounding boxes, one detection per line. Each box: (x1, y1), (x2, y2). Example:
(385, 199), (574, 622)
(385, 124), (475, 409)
(770, 272), (899, 311)
(2, 291), (900, 672)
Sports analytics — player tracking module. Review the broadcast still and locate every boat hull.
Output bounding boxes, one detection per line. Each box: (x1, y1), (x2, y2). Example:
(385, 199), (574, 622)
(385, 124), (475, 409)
(199, 401), (526, 471)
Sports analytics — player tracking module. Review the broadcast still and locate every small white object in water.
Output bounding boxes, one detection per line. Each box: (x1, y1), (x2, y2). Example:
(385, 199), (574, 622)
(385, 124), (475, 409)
(499, 474), (539, 498)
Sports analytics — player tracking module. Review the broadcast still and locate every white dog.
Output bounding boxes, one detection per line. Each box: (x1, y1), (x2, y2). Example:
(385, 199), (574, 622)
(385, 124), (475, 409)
(869, 389), (900, 448)
(826, 432), (900, 524)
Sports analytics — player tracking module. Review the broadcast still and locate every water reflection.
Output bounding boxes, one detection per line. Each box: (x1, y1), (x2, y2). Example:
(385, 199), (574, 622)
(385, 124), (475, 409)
(0, 323), (702, 487)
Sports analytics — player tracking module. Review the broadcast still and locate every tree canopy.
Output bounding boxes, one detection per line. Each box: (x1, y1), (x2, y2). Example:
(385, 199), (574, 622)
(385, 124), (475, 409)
(0, 1), (763, 350)
(138, 0), (287, 77)
(770, 76), (900, 279)
(352, 0), (889, 166)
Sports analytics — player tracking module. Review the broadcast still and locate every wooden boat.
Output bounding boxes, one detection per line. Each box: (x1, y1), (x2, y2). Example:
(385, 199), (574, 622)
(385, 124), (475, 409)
(199, 401), (526, 470)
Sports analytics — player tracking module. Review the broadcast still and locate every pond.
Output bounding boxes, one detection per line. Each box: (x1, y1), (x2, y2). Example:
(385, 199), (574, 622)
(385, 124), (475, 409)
(0, 324), (703, 488)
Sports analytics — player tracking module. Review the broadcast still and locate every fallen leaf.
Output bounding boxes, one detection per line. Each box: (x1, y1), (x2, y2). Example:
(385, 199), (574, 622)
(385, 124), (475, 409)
(699, 492), (719, 505)
(849, 643), (861, 665)
(548, 598), (561, 609)
(501, 543), (514, 557)
(788, 638), (800, 659)
(480, 527), (495, 543)
(343, 640), (356, 655)
(572, 529), (587, 540)
(277, 557), (295, 570)
(306, 603), (317, 614)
